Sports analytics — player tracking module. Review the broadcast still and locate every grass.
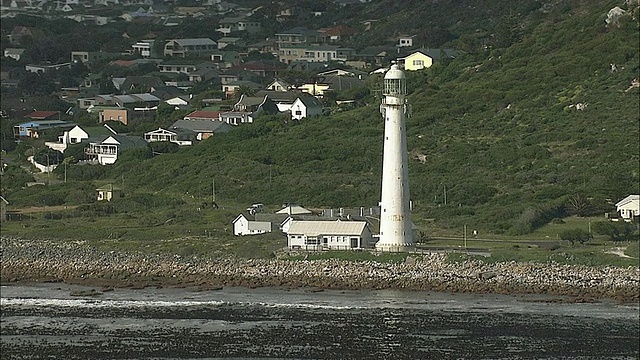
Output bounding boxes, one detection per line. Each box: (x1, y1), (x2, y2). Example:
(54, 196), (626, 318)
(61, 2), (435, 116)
(1, 205), (638, 266)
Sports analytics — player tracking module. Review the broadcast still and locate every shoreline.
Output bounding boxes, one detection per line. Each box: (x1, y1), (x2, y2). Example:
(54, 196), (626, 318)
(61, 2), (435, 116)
(1, 238), (639, 304)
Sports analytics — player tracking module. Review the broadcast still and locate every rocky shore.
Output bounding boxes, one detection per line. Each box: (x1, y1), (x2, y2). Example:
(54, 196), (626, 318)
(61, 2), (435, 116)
(1, 237), (638, 303)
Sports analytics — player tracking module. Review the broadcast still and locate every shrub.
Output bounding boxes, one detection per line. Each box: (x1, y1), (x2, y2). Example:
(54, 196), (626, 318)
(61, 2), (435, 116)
(559, 228), (591, 245)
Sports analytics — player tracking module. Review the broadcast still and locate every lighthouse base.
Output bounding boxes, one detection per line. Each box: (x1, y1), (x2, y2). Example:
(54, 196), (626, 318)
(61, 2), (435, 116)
(375, 241), (415, 253)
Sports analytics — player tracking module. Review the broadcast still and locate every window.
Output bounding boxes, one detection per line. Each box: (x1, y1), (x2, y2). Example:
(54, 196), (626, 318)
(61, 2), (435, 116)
(413, 60), (424, 67)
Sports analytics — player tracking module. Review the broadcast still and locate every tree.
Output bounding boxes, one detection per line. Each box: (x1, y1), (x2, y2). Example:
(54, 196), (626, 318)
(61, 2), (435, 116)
(559, 228), (591, 245)
(591, 221), (637, 242)
(566, 194), (594, 217)
(235, 85), (256, 98)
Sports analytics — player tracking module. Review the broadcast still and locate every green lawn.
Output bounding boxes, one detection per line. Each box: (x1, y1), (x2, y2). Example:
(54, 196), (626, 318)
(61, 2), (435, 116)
(1, 207), (637, 265)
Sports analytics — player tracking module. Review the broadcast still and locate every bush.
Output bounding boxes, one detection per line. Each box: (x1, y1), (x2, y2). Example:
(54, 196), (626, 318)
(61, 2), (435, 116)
(559, 228), (591, 245)
(592, 221), (638, 242)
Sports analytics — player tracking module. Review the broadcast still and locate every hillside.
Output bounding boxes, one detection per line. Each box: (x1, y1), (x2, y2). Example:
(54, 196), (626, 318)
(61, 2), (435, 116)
(4, 0), (639, 237)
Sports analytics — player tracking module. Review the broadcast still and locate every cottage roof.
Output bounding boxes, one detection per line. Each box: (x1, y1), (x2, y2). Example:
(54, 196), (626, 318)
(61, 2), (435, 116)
(277, 205), (312, 215)
(296, 95), (322, 108)
(171, 38), (216, 46)
(320, 74), (364, 91)
(171, 119), (232, 133)
(84, 125), (117, 137)
(96, 184), (122, 191)
(287, 220), (367, 236)
(25, 111), (60, 120)
(616, 195), (640, 208)
(109, 135), (147, 150)
(184, 110), (221, 120)
(4, 48), (25, 55)
(131, 93), (160, 102)
(236, 95), (266, 107)
(255, 90), (301, 103)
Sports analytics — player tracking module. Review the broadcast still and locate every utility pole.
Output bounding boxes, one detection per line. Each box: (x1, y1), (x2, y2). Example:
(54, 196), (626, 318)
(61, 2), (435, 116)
(212, 178), (216, 203)
(443, 184), (447, 205)
(463, 224), (467, 251)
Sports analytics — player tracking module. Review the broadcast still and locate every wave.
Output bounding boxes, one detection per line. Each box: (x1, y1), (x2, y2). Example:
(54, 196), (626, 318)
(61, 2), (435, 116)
(0, 297), (227, 309)
(0, 297), (365, 311)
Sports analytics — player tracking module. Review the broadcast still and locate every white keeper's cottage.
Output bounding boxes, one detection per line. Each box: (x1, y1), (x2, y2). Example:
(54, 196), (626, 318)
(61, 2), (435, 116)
(286, 220), (372, 250)
(615, 195), (639, 221)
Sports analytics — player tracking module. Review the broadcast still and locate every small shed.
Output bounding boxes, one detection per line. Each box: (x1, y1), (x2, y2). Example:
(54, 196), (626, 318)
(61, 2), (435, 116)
(96, 184), (122, 201)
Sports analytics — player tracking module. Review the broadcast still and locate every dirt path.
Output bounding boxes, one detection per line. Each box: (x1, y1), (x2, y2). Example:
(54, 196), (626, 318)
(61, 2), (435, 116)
(604, 247), (635, 259)
(9, 205), (80, 214)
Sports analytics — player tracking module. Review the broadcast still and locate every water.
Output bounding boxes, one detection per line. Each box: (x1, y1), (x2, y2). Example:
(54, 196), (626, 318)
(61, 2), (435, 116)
(1, 284), (638, 359)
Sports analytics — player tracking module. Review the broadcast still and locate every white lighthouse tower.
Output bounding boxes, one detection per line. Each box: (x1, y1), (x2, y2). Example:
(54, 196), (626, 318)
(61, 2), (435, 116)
(376, 64), (414, 252)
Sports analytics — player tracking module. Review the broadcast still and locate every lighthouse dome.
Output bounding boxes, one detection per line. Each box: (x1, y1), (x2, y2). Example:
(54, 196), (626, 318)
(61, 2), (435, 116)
(384, 64), (405, 80)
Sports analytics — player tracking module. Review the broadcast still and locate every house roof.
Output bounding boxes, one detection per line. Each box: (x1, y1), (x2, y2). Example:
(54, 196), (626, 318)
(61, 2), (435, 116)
(184, 110), (221, 120)
(170, 38), (216, 46)
(321, 75), (364, 91)
(401, 48), (460, 61)
(25, 111), (60, 120)
(96, 184), (122, 191)
(236, 95), (267, 107)
(287, 220), (367, 236)
(296, 95), (323, 108)
(171, 119), (232, 133)
(255, 90), (302, 103)
(616, 195), (640, 208)
(277, 205), (312, 215)
(105, 135), (147, 150)
(218, 37), (242, 43)
(4, 48), (26, 55)
(84, 125), (117, 137)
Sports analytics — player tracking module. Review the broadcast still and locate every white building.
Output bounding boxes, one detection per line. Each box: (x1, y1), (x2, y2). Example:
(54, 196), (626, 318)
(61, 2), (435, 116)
(232, 213), (272, 236)
(45, 124), (116, 152)
(132, 40), (156, 58)
(615, 195), (640, 220)
(376, 64), (414, 252)
(290, 96), (323, 120)
(286, 220), (372, 250)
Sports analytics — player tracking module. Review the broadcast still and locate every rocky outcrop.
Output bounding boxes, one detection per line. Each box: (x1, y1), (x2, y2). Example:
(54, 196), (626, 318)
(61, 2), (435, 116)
(1, 237), (638, 303)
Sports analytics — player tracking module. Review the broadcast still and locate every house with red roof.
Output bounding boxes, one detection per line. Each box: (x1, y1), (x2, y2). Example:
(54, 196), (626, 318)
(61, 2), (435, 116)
(25, 111), (60, 120)
(319, 25), (358, 42)
(184, 110), (221, 121)
(228, 61), (283, 78)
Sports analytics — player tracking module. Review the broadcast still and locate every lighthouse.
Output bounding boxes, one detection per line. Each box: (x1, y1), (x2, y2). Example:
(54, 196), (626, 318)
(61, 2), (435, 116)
(376, 64), (414, 252)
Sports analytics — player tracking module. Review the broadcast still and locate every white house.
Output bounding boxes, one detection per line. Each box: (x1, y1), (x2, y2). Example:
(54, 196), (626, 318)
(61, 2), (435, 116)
(84, 134), (147, 165)
(286, 220), (372, 250)
(265, 78), (291, 92)
(232, 213), (272, 236)
(290, 96), (323, 121)
(615, 195), (639, 220)
(143, 128), (194, 146)
(45, 124), (117, 152)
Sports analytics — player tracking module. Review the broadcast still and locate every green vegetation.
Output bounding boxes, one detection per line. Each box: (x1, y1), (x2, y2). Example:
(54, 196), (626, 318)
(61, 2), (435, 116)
(1, 0), (638, 265)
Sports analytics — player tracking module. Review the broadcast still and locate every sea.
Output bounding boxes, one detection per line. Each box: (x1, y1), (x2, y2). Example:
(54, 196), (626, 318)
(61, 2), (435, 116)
(1, 283), (638, 359)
